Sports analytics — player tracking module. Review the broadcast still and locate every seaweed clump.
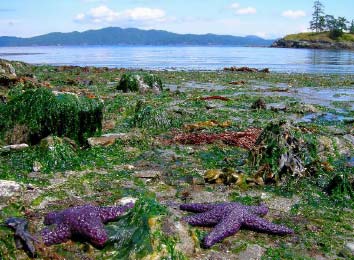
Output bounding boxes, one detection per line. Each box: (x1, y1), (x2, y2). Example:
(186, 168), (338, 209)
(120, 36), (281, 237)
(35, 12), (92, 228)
(1, 88), (103, 144)
(103, 198), (182, 259)
(173, 128), (262, 149)
(249, 121), (311, 183)
(117, 73), (163, 93)
(130, 100), (179, 130)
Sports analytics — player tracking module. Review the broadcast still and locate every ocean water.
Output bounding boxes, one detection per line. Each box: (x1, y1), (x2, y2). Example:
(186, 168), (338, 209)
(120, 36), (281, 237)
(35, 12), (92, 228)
(0, 46), (353, 74)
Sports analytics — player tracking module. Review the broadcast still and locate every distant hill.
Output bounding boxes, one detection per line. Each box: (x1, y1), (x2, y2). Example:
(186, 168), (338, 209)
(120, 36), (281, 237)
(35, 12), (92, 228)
(0, 27), (274, 47)
(272, 32), (354, 50)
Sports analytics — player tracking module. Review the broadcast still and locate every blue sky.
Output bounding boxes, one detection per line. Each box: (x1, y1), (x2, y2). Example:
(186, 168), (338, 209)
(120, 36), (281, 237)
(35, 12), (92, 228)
(0, 0), (353, 39)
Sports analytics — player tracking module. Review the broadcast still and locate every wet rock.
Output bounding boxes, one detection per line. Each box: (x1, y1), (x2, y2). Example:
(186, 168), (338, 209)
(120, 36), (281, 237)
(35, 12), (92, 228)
(206, 103), (217, 110)
(168, 106), (194, 116)
(0, 60), (16, 76)
(23, 185), (43, 206)
(195, 251), (239, 260)
(32, 196), (58, 209)
(188, 190), (231, 204)
(343, 134), (354, 146)
(269, 103), (287, 112)
(153, 149), (180, 163)
(295, 104), (319, 113)
(264, 195), (300, 213)
(88, 133), (138, 147)
(251, 98), (266, 110)
(1, 143), (29, 152)
(340, 242), (354, 258)
(133, 170), (161, 179)
(0, 180), (23, 209)
(236, 244), (266, 260)
(345, 242), (354, 255)
(162, 217), (196, 256)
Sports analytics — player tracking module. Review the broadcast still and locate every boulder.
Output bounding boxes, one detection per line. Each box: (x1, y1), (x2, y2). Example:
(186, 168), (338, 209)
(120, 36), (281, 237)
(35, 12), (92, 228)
(0, 180), (23, 209)
(0, 60), (16, 76)
(87, 133), (129, 147)
(133, 170), (161, 179)
(1, 143), (29, 152)
(237, 244), (266, 260)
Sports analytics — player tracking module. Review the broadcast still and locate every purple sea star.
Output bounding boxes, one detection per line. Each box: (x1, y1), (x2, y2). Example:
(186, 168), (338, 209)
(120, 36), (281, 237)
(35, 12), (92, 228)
(180, 202), (294, 248)
(41, 203), (134, 247)
(5, 203), (134, 255)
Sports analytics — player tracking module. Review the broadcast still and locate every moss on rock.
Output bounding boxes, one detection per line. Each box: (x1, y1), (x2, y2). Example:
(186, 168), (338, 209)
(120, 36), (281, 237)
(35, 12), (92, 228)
(2, 88), (103, 144)
(117, 73), (163, 93)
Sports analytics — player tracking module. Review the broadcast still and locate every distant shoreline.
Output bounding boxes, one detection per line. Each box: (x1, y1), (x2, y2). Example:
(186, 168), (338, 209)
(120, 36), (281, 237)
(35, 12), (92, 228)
(0, 27), (274, 47)
(0, 52), (44, 56)
(272, 32), (354, 50)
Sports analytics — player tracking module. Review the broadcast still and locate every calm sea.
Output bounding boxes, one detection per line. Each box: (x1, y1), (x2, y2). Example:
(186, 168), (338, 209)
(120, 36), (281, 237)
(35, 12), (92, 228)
(0, 46), (353, 74)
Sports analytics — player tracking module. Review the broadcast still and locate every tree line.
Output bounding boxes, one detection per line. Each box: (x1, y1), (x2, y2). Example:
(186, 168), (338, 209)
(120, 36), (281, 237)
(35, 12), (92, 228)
(310, 0), (354, 38)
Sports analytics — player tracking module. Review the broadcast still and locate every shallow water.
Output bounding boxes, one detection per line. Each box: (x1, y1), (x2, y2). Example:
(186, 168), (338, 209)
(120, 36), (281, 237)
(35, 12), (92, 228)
(0, 46), (354, 74)
(298, 113), (352, 123)
(243, 85), (354, 109)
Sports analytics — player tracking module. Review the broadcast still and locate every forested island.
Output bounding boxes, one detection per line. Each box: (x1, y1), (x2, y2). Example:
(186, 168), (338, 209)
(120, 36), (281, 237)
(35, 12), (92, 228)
(272, 0), (354, 49)
(0, 27), (273, 47)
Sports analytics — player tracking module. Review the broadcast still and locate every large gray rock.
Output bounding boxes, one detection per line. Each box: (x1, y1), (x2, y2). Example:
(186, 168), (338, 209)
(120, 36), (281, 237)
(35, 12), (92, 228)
(0, 180), (23, 209)
(0, 60), (16, 76)
(237, 244), (266, 260)
(88, 133), (142, 147)
(162, 217), (196, 256)
(1, 143), (29, 152)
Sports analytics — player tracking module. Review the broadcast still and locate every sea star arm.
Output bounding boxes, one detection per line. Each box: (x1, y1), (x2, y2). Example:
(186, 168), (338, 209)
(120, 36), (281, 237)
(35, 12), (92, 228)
(74, 218), (108, 247)
(243, 214), (294, 235)
(203, 211), (243, 248)
(245, 204), (268, 216)
(180, 203), (216, 213)
(98, 203), (134, 223)
(41, 223), (71, 246)
(44, 211), (64, 225)
(182, 208), (222, 227)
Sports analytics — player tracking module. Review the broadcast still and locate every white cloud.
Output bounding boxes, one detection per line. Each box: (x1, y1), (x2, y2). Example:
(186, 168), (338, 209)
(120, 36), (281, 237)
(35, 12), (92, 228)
(282, 10), (306, 19)
(122, 8), (166, 21)
(230, 3), (256, 15)
(230, 3), (240, 9)
(75, 5), (166, 24)
(235, 7), (257, 15)
(88, 5), (118, 22)
(75, 13), (86, 21)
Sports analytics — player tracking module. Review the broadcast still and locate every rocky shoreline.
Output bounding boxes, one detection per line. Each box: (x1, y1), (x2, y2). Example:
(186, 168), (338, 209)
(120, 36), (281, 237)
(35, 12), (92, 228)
(1, 59), (354, 259)
(271, 38), (354, 50)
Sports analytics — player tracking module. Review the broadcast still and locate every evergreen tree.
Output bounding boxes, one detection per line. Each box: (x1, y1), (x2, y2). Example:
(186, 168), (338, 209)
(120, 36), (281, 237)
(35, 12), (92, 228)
(337, 17), (348, 31)
(349, 20), (354, 33)
(324, 15), (336, 31)
(310, 0), (325, 32)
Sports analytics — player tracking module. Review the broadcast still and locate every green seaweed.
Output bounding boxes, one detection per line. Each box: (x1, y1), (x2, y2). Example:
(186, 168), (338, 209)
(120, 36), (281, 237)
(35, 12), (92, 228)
(103, 198), (166, 259)
(2, 88), (103, 144)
